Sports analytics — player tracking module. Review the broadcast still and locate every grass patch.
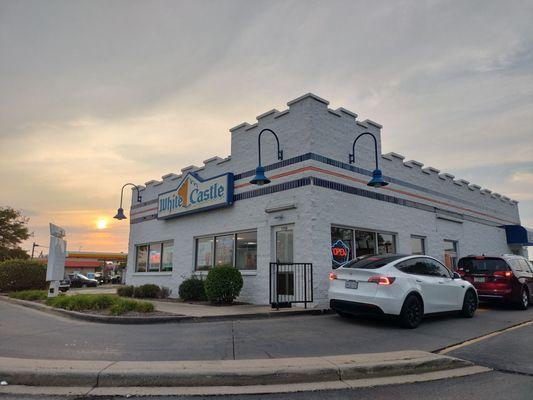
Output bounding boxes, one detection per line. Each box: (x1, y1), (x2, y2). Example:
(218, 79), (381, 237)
(8, 290), (47, 301)
(45, 294), (154, 316)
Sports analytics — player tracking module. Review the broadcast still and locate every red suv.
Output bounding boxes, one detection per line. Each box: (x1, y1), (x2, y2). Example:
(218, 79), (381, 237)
(457, 255), (533, 310)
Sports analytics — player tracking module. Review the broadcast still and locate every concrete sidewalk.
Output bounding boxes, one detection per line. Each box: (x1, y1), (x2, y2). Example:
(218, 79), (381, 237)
(0, 350), (485, 388)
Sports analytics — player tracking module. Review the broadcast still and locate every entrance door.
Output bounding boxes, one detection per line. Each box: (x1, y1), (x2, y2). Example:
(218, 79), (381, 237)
(273, 225), (294, 299)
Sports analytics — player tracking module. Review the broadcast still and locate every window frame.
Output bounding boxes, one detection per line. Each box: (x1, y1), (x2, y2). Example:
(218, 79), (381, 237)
(410, 235), (426, 255)
(135, 240), (174, 273)
(330, 225), (397, 267)
(194, 229), (257, 271)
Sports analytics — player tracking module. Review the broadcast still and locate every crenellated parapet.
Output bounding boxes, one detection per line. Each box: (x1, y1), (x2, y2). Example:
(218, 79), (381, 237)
(133, 92), (520, 216)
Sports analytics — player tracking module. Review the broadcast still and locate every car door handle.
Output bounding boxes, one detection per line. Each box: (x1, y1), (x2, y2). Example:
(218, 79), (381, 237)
(416, 280), (422, 283)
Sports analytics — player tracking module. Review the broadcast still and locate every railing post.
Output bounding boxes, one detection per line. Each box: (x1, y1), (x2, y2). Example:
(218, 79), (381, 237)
(303, 263), (307, 309)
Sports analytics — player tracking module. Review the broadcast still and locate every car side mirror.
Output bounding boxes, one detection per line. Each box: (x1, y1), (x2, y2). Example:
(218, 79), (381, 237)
(452, 272), (461, 279)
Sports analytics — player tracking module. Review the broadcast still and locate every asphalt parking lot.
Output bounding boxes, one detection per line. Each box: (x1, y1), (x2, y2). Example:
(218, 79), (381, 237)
(1, 300), (533, 361)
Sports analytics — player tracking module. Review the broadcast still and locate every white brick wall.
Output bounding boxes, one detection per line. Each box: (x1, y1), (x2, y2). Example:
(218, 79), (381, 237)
(125, 93), (525, 306)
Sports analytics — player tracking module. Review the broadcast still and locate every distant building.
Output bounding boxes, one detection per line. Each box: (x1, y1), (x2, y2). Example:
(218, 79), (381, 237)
(39, 251), (127, 277)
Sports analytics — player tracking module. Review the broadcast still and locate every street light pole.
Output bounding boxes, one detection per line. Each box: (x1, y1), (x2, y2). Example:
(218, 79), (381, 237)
(349, 132), (389, 188)
(31, 242), (39, 259)
(113, 183), (143, 221)
(249, 128), (284, 186)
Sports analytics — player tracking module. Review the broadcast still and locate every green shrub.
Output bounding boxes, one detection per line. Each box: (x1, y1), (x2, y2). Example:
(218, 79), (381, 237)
(8, 289), (47, 301)
(45, 294), (154, 316)
(45, 294), (116, 311)
(117, 285), (134, 297)
(179, 276), (206, 301)
(109, 298), (154, 315)
(133, 284), (161, 299)
(160, 286), (171, 299)
(0, 259), (47, 292)
(204, 266), (243, 304)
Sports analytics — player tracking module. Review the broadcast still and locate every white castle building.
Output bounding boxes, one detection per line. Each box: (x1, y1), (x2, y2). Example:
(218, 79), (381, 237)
(124, 93), (531, 306)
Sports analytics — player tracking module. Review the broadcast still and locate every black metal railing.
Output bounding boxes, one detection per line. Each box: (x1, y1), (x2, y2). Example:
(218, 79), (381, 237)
(269, 262), (313, 309)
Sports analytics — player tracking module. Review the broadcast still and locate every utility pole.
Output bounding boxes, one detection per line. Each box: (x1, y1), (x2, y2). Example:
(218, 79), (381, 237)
(31, 242), (39, 259)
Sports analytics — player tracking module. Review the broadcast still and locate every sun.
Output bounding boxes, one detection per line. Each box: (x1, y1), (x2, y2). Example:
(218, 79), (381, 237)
(96, 218), (108, 230)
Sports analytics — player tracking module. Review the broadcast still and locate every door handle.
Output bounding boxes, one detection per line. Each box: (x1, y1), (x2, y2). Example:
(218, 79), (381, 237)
(416, 280), (422, 283)
(438, 281), (445, 284)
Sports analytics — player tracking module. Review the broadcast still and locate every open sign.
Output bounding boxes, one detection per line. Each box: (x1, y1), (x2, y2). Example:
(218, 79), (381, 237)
(331, 240), (350, 266)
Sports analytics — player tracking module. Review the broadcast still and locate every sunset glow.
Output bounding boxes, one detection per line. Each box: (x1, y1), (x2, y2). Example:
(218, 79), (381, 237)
(96, 218), (108, 230)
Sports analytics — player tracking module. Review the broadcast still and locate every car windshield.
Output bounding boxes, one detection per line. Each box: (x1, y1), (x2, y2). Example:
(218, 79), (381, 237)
(458, 257), (510, 273)
(342, 254), (406, 269)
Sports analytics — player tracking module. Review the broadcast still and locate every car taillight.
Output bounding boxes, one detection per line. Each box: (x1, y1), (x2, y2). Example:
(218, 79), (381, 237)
(329, 272), (337, 281)
(493, 271), (513, 278)
(368, 275), (396, 285)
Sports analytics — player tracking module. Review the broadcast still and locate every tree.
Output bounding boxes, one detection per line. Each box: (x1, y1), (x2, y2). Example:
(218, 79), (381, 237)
(0, 207), (30, 261)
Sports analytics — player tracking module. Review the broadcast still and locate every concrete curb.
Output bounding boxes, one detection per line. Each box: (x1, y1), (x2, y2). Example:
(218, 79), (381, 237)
(0, 295), (331, 324)
(0, 351), (473, 388)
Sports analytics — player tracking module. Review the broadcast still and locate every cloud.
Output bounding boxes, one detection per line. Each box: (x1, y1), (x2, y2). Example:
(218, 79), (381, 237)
(2, 0), (533, 250)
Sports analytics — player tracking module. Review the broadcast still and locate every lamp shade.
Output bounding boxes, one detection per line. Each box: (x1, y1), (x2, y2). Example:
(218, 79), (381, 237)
(249, 166), (271, 186)
(113, 207), (127, 220)
(367, 169), (389, 188)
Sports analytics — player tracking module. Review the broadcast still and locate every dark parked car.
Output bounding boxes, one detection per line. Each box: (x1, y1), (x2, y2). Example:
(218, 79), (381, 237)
(66, 273), (99, 288)
(458, 255), (533, 309)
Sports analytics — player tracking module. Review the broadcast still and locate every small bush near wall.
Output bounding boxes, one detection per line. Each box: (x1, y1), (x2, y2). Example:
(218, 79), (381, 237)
(117, 285), (134, 297)
(204, 266), (243, 304)
(133, 284), (161, 299)
(0, 259), (47, 292)
(179, 276), (206, 301)
(118, 284), (170, 299)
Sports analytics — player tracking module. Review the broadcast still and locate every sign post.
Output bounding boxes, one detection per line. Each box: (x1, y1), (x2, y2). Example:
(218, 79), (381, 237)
(46, 223), (66, 297)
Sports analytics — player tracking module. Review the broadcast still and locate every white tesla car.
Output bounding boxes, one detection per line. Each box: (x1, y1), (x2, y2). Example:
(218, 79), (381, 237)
(328, 254), (478, 328)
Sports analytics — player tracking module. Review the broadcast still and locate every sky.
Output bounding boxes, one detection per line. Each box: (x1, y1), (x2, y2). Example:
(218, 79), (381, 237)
(1, 0), (532, 255)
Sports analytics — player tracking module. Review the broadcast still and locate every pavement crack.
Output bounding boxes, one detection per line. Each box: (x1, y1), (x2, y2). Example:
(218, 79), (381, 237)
(95, 360), (118, 387)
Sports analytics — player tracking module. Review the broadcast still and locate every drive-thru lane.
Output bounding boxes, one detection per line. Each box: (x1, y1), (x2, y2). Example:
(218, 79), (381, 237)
(1, 301), (533, 361)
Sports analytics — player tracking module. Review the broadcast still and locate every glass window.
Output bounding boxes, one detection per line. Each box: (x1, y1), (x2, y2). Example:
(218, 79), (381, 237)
(215, 235), (235, 266)
(458, 257), (510, 273)
(443, 240), (459, 270)
(235, 231), (257, 270)
(396, 258), (422, 275)
(331, 227), (353, 267)
(276, 230), (294, 263)
(148, 243), (162, 271)
(411, 236), (425, 255)
(195, 237), (213, 271)
(377, 233), (395, 255)
(355, 230), (376, 257)
(344, 254), (405, 269)
(162, 241), (173, 272)
(426, 259), (451, 278)
(135, 245), (148, 272)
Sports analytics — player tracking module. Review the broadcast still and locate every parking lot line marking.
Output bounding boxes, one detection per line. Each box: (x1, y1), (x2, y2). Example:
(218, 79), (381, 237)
(437, 319), (533, 355)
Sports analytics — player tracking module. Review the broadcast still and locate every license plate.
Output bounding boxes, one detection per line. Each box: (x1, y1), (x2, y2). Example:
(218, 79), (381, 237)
(474, 277), (486, 283)
(345, 280), (358, 289)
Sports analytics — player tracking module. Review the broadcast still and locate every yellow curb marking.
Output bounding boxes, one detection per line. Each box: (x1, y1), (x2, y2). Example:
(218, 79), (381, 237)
(438, 319), (533, 355)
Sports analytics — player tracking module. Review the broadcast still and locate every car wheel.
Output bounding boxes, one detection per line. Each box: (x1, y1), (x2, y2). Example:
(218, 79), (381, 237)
(82, 284), (87, 288)
(461, 290), (477, 318)
(517, 287), (529, 310)
(399, 295), (423, 329)
(335, 310), (351, 318)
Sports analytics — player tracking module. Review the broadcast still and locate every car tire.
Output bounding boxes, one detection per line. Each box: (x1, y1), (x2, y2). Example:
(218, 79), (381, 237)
(399, 294), (423, 329)
(335, 310), (351, 318)
(82, 284), (87, 288)
(517, 287), (529, 310)
(461, 290), (477, 318)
